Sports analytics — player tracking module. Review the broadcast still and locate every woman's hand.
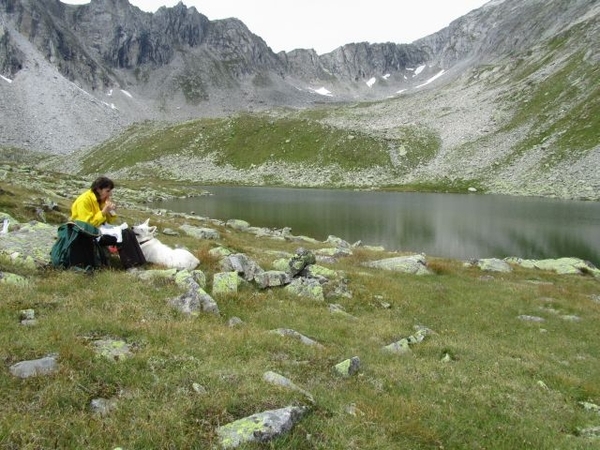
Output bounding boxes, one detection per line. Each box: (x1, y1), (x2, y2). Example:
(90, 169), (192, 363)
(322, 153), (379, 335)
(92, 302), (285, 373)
(103, 200), (117, 216)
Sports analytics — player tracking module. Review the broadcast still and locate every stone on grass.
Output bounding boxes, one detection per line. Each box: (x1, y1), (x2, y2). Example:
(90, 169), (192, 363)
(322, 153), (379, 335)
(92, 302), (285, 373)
(476, 258), (513, 273)
(92, 339), (133, 361)
(212, 272), (241, 295)
(362, 254), (432, 275)
(284, 277), (324, 301)
(216, 406), (308, 449)
(263, 371), (314, 403)
(10, 355), (58, 378)
(254, 270), (291, 289)
(180, 224), (220, 240)
(334, 356), (361, 377)
(270, 328), (323, 347)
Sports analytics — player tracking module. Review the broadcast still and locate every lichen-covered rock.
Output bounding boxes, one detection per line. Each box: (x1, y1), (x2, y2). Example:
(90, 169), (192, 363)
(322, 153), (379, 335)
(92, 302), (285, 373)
(254, 270), (291, 289)
(302, 264), (338, 280)
(284, 277), (324, 301)
(226, 219), (250, 230)
(578, 426), (600, 438)
(136, 268), (179, 282)
(169, 285), (220, 315)
(288, 248), (316, 276)
(362, 254), (433, 275)
(221, 253), (264, 282)
(216, 406), (308, 449)
(505, 257), (600, 277)
(209, 246), (233, 259)
(213, 272), (241, 295)
(0, 221), (57, 267)
(179, 224), (220, 240)
(382, 338), (412, 354)
(315, 246), (353, 258)
(476, 258), (513, 273)
(334, 356), (361, 377)
(0, 271), (29, 287)
(92, 339), (133, 361)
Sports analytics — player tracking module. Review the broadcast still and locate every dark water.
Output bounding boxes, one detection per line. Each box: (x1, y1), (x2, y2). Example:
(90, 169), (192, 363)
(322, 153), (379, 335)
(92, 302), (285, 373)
(153, 186), (600, 265)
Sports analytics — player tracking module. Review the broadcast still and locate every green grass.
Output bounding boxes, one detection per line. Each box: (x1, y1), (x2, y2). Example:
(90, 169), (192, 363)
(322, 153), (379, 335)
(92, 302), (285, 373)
(76, 111), (441, 181)
(495, 29), (600, 170)
(1, 166), (599, 449)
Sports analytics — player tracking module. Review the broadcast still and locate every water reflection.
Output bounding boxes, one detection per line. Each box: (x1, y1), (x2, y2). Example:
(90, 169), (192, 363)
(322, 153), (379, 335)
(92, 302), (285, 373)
(153, 186), (600, 265)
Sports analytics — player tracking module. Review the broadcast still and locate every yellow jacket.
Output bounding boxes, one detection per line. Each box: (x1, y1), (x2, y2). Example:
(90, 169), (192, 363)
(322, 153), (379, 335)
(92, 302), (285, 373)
(70, 189), (117, 227)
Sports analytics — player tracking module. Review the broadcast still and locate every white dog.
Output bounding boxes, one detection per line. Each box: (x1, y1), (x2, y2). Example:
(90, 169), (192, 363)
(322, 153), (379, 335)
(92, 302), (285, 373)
(132, 219), (199, 270)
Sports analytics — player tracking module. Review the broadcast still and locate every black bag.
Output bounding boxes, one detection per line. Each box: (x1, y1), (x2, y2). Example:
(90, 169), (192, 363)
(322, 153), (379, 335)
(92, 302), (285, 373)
(116, 228), (146, 269)
(50, 221), (108, 270)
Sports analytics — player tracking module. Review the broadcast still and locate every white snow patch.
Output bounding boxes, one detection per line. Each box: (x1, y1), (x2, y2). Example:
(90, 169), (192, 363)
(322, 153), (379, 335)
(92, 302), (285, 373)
(415, 70), (446, 88)
(414, 65), (426, 76)
(311, 87), (333, 97)
(102, 101), (119, 110)
(120, 89), (133, 98)
(1, 74), (12, 84)
(107, 89), (113, 96)
(396, 89), (407, 95)
(366, 77), (376, 88)
(382, 74), (391, 80)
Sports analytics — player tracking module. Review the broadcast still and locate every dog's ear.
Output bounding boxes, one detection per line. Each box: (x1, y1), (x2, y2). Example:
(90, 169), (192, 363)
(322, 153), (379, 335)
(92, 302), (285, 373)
(149, 226), (157, 234)
(143, 218), (150, 226)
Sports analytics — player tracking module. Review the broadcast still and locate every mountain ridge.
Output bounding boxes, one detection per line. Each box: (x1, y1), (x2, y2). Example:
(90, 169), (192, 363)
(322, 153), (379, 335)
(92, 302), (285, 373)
(0, 0), (599, 200)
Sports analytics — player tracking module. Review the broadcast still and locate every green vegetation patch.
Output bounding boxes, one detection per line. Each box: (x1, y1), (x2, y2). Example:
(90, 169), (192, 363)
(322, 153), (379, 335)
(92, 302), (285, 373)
(497, 24), (600, 169)
(80, 113), (396, 174)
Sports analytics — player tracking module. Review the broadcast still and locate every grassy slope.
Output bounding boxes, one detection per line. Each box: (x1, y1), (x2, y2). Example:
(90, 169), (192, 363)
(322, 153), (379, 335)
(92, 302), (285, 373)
(1, 166), (599, 449)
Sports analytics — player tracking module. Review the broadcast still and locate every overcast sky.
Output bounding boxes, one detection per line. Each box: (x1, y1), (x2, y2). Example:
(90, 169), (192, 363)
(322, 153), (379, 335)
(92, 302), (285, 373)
(62, 0), (491, 54)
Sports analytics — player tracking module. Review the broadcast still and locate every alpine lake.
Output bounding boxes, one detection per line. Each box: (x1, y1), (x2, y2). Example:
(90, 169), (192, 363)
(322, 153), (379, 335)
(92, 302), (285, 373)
(152, 186), (600, 267)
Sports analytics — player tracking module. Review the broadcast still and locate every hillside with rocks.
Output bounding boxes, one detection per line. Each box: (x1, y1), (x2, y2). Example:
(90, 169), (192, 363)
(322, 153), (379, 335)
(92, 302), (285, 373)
(0, 0), (599, 200)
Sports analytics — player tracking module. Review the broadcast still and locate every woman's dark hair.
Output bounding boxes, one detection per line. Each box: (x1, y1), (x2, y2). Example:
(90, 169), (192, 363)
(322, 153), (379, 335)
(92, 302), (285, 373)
(91, 176), (114, 192)
(91, 177), (115, 201)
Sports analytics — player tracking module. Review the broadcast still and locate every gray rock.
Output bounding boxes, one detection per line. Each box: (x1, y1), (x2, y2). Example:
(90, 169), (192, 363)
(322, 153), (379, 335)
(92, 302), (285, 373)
(92, 339), (133, 361)
(263, 371), (314, 403)
(518, 315), (545, 322)
(221, 254), (264, 282)
(169, 286), (219, 315)
(212, 272), (241, 295)
(254, 270), (292, 289)
(284, 277), (324, 301)
(179, 224), (220, 240)
(288, 248), (316, 276)
(334, 356), (361, 377)
(228, 317), (244, 327)
(476, 258), (513, 273)
(363, 254), (433, 275)
(90, 398), (117, 416)
(505, 257), (600, 277)
(270, 328), (323, 348)
(216, 405), (308, 449)
(10, 355), (58, 378)
(226, 219), (251, 230)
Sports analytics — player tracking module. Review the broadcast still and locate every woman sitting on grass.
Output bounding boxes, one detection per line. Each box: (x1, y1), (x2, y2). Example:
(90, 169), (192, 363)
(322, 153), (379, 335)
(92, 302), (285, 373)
(70, 176), (146, 269)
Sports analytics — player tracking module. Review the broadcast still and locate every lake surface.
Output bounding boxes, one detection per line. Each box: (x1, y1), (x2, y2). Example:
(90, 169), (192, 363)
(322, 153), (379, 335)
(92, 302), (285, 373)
(153, 186), (600, 266)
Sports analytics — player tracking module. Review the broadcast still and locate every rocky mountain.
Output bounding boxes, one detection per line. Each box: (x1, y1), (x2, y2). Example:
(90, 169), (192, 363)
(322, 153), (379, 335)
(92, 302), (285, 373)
(0, 0), (599, 200)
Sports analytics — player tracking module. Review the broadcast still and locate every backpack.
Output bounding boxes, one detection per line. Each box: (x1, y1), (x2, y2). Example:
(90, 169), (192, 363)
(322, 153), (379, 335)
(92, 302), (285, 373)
(50, 220), (107, 270)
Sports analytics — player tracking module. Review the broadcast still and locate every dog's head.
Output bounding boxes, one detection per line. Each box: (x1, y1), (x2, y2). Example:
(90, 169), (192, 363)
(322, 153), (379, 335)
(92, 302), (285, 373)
(132, 218), (157, 242)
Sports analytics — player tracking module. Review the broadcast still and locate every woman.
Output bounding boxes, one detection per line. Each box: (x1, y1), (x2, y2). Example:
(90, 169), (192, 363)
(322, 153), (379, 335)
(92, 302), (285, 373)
(71, 176), (117, 227)
(70, 176), (146, 269)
